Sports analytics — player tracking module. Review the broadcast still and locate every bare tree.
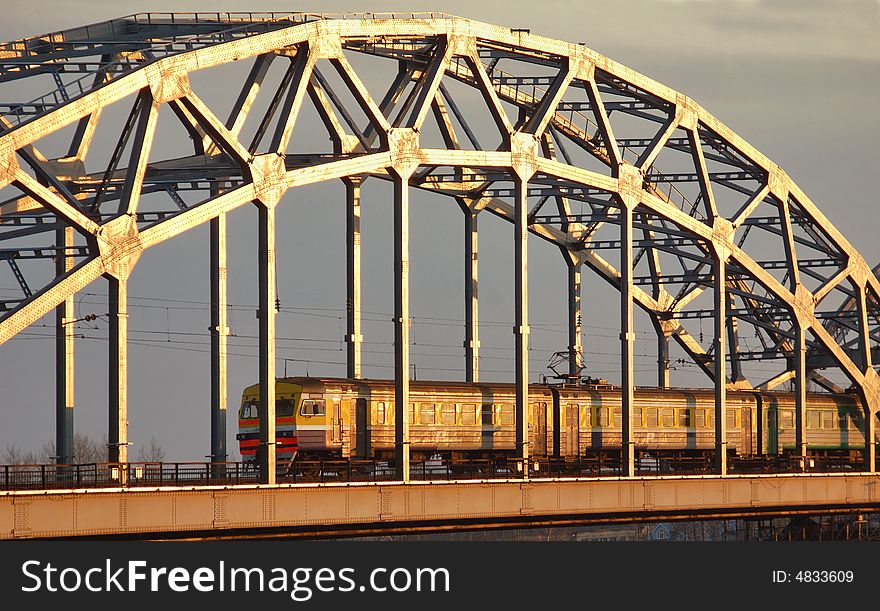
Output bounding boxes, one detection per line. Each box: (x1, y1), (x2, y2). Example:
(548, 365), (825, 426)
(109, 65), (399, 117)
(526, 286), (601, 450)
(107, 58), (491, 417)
(135, 436), (166, 462)
(2, 433), (166, 465)
(75, 433), (107, 463)
(0, 445), (39, 465)
(4, 433), (108, 465)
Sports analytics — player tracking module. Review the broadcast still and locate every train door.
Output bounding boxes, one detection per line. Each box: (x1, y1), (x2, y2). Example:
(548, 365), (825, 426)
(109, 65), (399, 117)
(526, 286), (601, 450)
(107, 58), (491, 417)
(567, 404), (579, 457)
(765, 394), (779, 455)
(755, 393), (765, 455)
(340, 399), (351, 457)
(533, 402), (547, 455)
(740, 400), (752, 455)
(551, 388), (561, 458)
(355, 398), (368, 457)
(330, 400), (342, 443)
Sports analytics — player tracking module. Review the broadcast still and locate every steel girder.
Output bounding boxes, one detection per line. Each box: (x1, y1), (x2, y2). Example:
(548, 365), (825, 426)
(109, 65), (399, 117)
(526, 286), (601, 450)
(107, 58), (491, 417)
(1, 13), (878, 474)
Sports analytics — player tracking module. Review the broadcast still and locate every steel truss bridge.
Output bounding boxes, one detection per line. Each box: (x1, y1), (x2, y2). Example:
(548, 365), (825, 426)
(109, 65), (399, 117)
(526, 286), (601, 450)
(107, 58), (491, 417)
(1, 11), (880, 503)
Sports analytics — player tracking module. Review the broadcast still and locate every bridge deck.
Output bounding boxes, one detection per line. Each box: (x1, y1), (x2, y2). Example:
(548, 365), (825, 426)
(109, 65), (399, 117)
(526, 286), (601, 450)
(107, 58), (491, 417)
(2, 473), (879, 539)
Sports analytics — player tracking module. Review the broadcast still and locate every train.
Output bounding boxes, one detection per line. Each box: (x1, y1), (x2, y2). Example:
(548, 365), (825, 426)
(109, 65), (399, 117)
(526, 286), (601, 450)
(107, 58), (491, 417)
(236, 377), (872, 464)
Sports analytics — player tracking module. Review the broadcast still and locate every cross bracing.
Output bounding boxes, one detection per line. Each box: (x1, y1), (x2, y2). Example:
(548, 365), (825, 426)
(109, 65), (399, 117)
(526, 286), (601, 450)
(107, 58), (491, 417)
(0, 12), (878, 481)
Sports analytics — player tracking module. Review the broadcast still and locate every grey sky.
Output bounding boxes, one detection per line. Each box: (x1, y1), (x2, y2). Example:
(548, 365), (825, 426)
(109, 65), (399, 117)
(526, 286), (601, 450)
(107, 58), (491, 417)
(1, 0), (877, 461)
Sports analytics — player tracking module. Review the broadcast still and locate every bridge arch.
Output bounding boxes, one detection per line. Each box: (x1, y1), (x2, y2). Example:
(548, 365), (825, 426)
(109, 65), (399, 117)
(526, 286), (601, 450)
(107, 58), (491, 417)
(0, 12), (877, 479)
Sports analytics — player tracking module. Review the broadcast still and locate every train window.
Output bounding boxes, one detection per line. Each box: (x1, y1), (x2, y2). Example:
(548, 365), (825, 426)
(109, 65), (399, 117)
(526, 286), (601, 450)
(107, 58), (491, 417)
(501, 405), (515, 426)
(441, 403), (456, 425)
(300, 399), (325, 417)
(661, 408), (674, 428)
(419, 403), (435, 425)
(678, 409), (690, 428)
(822, 411), (835, 430)
(582, 406), (591, 428)
(410, 403), (417, 424)
(807, 411), (820, 430)
(726, 409), (737, 429)
(567, 404), (578, 428)
(633, 407), (642, 426)
(612, 408), (621, 426)
(695, 410), (705, 428)
(376, 402), (386, 425)
(597, 408), (610, 427)
(240, 402), (258, 419)
(780, 410), (794, 429)
(646, 408), (658, 427)
(461, 404), (477, 425)
(277, 400), (295, 417)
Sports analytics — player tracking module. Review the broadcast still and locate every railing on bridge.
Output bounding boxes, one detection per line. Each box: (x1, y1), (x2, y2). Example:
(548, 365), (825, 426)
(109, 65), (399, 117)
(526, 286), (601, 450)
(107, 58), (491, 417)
(0, 454), (864, 492)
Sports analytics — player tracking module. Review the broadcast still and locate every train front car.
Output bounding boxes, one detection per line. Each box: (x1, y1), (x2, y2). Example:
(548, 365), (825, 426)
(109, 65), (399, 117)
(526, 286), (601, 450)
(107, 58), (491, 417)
(237, 378), (356, 464)
(236, 380), (300, 465)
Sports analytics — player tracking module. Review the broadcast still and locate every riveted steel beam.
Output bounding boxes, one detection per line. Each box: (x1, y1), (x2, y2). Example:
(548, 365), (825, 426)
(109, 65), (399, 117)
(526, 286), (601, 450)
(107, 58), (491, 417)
(210, 212), (228, 467)
(514, 172), (530, 475)
(462, 202), (480, 382)
(566, 256), (583, 378)
(54, 226), (75, 466)
(715, 255), (727, 475)
(344, 176), (363, 379)
(107, 274), (128, 478)
(392, 167), (411, 482)
(620, 200), (635, 477)
(258, 200), (277, 485)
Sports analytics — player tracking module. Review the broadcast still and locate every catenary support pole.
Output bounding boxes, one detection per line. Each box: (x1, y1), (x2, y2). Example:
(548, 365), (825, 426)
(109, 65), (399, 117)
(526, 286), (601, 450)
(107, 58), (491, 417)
(55, 226), (75, 465)
(345, 177), (363, 379)
(714, 255), (728, 475)
(108, 274), (129, 482)
(793, 321), (808, 466)
(621, 204), (635, 477)
(393, 169), (411, 482)
(567, 256), (582, 379)
(514, 175), (530, 476)
(258, 203), (277, 485)
(210, 213), (228, 471)
(464, 206), (479, 382)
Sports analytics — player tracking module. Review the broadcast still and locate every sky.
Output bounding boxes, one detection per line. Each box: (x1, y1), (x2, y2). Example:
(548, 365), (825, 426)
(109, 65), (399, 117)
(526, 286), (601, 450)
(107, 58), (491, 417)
(0, 0), (878, 462)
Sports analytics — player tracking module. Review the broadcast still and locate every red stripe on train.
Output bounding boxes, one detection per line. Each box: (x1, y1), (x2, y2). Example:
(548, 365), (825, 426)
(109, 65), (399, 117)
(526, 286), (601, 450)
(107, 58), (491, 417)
(240, 437), (298, 455)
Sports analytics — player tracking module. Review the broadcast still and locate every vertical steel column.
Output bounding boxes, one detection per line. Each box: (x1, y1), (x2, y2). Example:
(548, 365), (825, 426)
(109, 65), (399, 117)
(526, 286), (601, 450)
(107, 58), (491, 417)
(714, 255), (728, 475)
(393, 169), (411, 481)
(210, 213), (228, 469)
(464, 208), (479, 382)
(514, 176), (530, 473)
(258, 203), (277, 484)
(108, 274), (128, 475)
(345, 177), (363, 379)
(726, 293), (745, 385)
(54, 227), (75, 465)
(620, 204), (635, 477)
(567, 257), (582, 379)
(793, 322), (808, 465)
(856, 288), (876, 471)
(656, 324), (670, 389)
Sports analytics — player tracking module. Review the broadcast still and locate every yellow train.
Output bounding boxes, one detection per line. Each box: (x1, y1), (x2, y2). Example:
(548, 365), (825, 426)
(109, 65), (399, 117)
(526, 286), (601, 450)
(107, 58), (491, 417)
(237, 377), (870, 463)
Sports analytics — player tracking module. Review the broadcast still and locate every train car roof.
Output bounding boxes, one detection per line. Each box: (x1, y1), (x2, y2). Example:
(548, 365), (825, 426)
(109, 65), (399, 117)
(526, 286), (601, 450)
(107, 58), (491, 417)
(269, 377), (860, 405)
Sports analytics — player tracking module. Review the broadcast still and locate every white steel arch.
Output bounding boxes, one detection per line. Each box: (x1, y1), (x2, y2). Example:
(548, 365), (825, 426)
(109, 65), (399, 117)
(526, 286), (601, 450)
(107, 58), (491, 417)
(0, 13), (877, 480)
